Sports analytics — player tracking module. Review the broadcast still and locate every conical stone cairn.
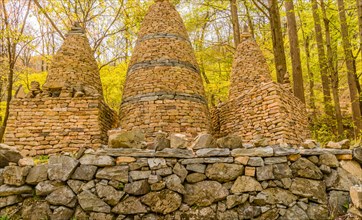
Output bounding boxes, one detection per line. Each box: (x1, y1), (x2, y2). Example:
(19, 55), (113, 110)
(43, 23), (103, 97)
(119, 0), (211, 138)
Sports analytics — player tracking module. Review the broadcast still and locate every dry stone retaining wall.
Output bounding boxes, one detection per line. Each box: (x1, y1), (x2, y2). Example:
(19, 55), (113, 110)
(1, 143), (362, 219)
(4, 97), (117, 156)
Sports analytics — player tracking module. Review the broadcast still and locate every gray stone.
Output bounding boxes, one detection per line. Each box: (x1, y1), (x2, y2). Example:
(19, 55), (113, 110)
(256, 208), (279, 220)
(0, 144), (22, 168)
(330, 167), (361, 191)
(186, 163), (206, 173)
(71, 165), (97, 181)
(0, 184), (32, 196)
(112, 196), (147, 214)
(170, 133), (188, 149)
(81, 180), (95, 191)
(155, 148), (194, 158)
(205, 163), (244, 182)
(51, 206), (74, 220)
(0, 195), (22, 208)
(3, 166), (30, 186)
(78, 190), (111, 213)
(195, 148), (230, 157)
(290, 178), (327, 204)
(231, 147), (273, 157)
(155, 167), (173, 176)
(279, 205), (308, 220)
(182, 206), (216, 219)
(272, 163), (292, 179)
(217, 210), (239, 220)
(148, 174), (162, 184)
(231, 176), (262, 193)
(281, 178), (292, 188)
(254, 188), (298, 206)
(226, 194), (249, 209)
(67, 179), (84, 194)
(299, 148), (351, 155)
(353, 147), (362, 164)
(108, 129), (145, 148)
(273, 147), (299, 156)
(48, 156), (79, 181)
(319, 164), (331, 174)
(147, 158), (167, 170)
(319, 153), (339, 168)
(129, 170), (151, 180)
(151, 181), (166, 191)
(180, 157), (234, 164)
(46, 186), (76, 207)
(328, 190), (349, 217)
(96, 166), (128, 182)
(290, 158), (323, 180)
(26, 164), (48, 185)
(247, 157), (264, 166)
(264, 156), (287, 164)
(301, 139), (319, 149)
(35, 180), (63, 196)
(325, 169), (338, 188)
(21, 199), (51, 220)
(141, 189), (182, 214)
(96, 184), (124, 206)
(173, 163), (188, 182)
(217, 135), (243, 149)
(18, 157), (34, 167)
(74, 206), (88, 220)
(79, 154), (115, 166)
(236, 202), (261, 219)
(89, 212), (114, 220)
(124, 180), (150, 195)
(164, 174), (185, 194)
(184, 181), (229, 206)
(306, 203), (329, 220)
(104, 148), (155, 157)
(129, 158), (148, 170)
(191, 134), (217, 149)
(186, 173), (207, 183)
(256, 165), (274, 181)
(308, 155), (318, 164)
(154, 131), (170, 151)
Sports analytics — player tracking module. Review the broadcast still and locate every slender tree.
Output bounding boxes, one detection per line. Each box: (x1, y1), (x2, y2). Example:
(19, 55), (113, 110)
(337, 0), (362, 136)
(284, 0), (305, 103)
(357, 0), (362, 63)
(311, 0), (333, 116)
(230, 0), (241, 48)
(321, 0), (343, 136)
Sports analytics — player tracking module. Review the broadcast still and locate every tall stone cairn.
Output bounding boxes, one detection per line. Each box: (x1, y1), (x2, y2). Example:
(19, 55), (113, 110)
(229, 32), (272, 100)
(43, 23), (103, 96)
(119, 0), (211, 138)
(212, 32), (310, 145)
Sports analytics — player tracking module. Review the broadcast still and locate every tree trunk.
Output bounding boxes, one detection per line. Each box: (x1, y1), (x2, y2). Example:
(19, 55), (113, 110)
(311, 0), (333, 117)
(284, 0), (305, 103)
(357, 0), (362, 63)
(337, 0), (362, 136)
(243, 0), (255, 38)
(230, 0), (241, 48)
(269, 0), (287, 83)
(321, 0), (344, 136)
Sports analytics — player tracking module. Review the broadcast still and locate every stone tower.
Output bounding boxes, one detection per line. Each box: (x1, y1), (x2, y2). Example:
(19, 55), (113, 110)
(119, 0), (210, 138)
(5, 24), (117, 156)
(43, 23), (103, 97)
(212, 33), (310, 145)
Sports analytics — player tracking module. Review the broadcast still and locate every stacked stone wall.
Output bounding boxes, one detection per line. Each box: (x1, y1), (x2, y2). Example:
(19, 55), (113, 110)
(1, 143), (361, 219)
(4, 97), (117, 156)
(212, 82), (310, 145)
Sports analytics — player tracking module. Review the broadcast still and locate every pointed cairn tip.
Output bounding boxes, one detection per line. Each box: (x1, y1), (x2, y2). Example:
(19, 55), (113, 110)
(240, 25), (252, 41)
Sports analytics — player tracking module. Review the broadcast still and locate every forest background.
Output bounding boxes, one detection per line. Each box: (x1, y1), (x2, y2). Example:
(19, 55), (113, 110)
(1, 0), (361, 144)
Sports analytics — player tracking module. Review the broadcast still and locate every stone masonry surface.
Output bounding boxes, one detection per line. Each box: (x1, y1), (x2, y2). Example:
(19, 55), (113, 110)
(1, 142), (361, 219)
(4, 24), (117, 156)
(211, 34), (310, 146)
(119, 0), (211, 140)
